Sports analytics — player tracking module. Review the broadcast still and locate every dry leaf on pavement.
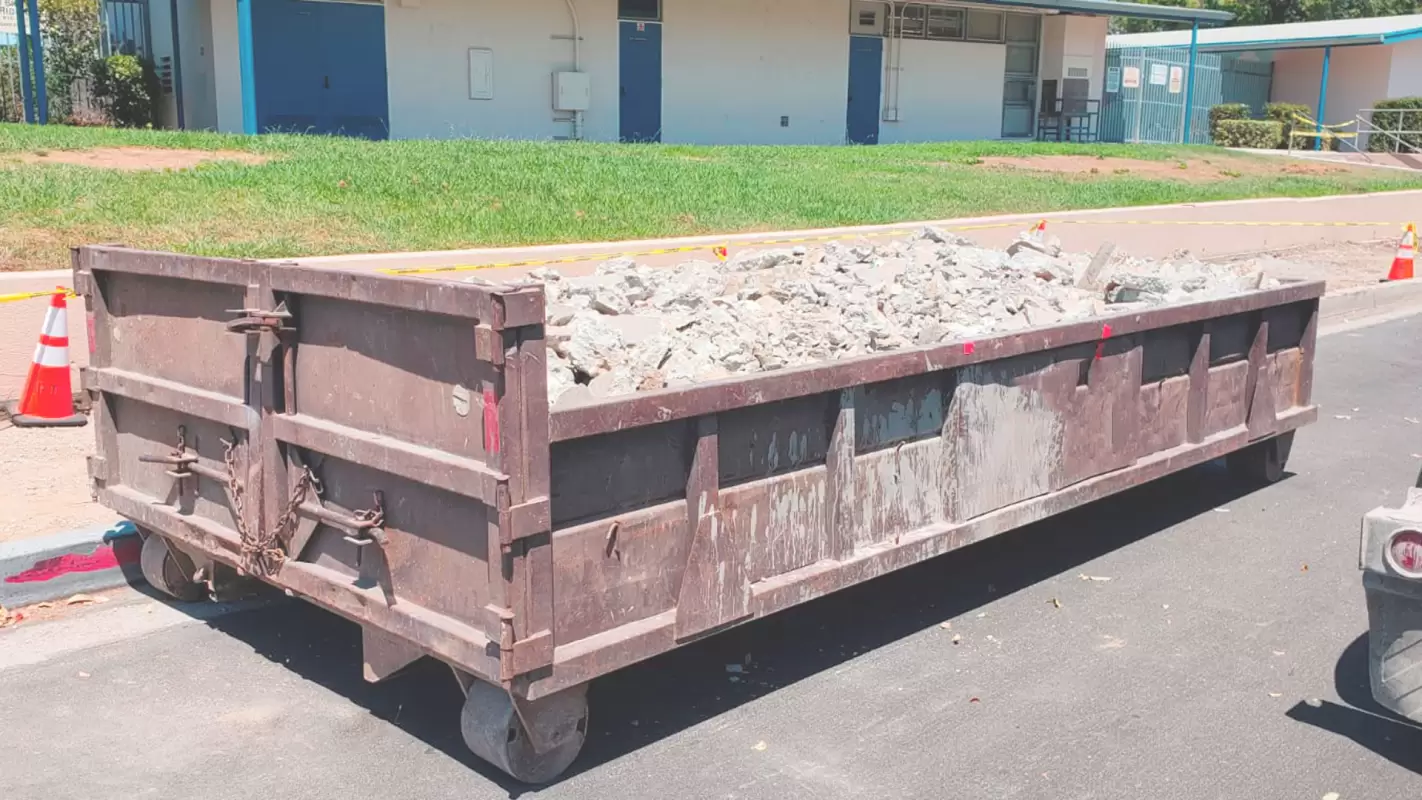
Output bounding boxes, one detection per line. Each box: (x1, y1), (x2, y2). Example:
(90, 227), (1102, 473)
(1050, 598), (1062, 609)
(951, 634), (962, 645)
(939, 621), (953, 630)
(64, 593), (105, 606)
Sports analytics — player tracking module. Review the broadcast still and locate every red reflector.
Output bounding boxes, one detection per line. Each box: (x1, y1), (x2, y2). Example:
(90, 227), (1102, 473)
(1389, 530), (1422, 577)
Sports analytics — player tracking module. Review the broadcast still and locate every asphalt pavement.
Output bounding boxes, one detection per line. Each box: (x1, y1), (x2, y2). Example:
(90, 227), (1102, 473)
(5, 316), (1422, 800)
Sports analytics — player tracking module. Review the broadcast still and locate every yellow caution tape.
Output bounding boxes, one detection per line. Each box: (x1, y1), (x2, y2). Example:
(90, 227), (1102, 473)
(0, 288), (77, 305)
(375, 219), (1409, 277)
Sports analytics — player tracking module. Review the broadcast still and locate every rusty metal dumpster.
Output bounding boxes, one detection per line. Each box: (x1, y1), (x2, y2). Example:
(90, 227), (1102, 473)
(75, 245), (1321, 783)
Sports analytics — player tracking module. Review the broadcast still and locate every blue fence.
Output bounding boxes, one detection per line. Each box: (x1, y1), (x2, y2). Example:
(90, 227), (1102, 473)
(1101, 46), (1273, 145)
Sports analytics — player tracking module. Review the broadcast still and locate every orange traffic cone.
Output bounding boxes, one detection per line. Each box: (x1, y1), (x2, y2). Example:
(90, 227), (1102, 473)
(7, 289), (87, 428)
(1386, 224), (1417, 281)
(1026, 219), (1048, 243)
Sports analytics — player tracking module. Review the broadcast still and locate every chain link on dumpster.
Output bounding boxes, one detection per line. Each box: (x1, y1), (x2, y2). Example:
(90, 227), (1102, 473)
(223, 436), (319, 577)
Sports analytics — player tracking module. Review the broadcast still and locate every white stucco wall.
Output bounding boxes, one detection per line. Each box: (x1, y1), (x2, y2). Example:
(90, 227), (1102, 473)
(209, 0), (242, 133)
(384, 0), (618, 141)
(179, 0), (220, 130)
(204, 0), (1077, 144)
(150, 0), (219, 130)
(877, 38), (1006, 143)
(1387, 39), (1422, 99)
(1040, 14), (1105, 99)
(660, 0), (850, 145)
(1271, 44), (1392, 137)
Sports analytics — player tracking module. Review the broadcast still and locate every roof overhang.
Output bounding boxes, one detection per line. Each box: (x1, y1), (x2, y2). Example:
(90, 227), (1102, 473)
(1108, 26), (1422, 52)
(984, 0), (1232, 25)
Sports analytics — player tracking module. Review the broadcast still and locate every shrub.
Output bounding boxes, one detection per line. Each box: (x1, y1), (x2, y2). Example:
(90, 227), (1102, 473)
(90, 54), (158, 128)
(1208, 103), (1250, 141)
(1367, 97), (1422, 153)
(1265, 102), (1311, 148)
(1214, 119), (1285, 149)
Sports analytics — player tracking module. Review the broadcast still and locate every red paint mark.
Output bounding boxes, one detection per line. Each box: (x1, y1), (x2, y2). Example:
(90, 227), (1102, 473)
(1095, 324), (1113, 361)
(962, 342), (975, 356)
(3, 536), (139, 584)
(86, 311), (96, 355)
(482, 388), (501, 454)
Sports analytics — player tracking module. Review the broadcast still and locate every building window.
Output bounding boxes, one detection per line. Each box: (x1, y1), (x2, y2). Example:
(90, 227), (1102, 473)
(965, 9), (1004, 42)
(885, 4), (1006, 42)
(618, 0), (660, 21)
(925, 6), (963, 40)
(858, 9), (878, 27)
(1001, 13), (1041, 138)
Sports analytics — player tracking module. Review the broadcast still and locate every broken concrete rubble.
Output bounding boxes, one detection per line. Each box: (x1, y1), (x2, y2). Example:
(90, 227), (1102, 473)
(473, 229), (1285, 406)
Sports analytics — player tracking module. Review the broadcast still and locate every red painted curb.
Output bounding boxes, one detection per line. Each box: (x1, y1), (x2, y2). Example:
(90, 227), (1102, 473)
(3, 535), (141, 585)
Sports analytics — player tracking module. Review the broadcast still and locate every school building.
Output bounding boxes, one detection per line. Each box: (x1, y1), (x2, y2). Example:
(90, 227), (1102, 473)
(142, 0), (1229, 145)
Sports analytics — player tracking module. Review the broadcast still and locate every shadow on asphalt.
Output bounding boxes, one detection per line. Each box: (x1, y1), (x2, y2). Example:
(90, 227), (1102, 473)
(191, 459), (1276, 797)
(1285, 634), (1422, 775)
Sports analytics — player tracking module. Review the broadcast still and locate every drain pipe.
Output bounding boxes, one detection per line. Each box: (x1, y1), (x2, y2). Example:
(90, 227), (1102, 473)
(564, 0), (583, 140)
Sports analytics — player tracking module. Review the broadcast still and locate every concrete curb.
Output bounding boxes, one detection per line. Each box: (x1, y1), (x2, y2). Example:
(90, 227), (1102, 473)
(4, 277), (1422, 611)
(1319, 279), (1422, 329)
(0, 521), (141, 608)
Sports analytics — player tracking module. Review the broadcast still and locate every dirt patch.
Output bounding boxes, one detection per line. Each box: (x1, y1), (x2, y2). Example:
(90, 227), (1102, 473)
(1215, 239), (1397, 291)
(973, 154), (1361, 183)
(0, 424), (116, 544)
(8, 146), (267, 171)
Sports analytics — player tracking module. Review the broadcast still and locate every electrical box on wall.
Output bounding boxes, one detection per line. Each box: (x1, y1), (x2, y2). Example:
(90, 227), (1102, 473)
(469, 48), (494, 100)
(553, 72), (590, 112)
(849, 1), (882, 35)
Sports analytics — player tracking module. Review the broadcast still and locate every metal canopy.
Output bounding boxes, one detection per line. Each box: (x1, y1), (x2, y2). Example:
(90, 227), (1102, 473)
(1109, 13), (1422, 51)
(985, 0), (1233, 24)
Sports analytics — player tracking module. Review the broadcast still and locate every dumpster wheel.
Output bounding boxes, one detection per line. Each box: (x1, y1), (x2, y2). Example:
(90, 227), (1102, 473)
(139, 531), (206, 603)
(1226, 431), (1294, 485)
(459, 678), (588, 784)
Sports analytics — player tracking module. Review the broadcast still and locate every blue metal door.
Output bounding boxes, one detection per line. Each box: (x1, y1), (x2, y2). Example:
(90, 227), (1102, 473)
(252, 0), (389, 139)
(318, 1), (388, 139)
(619, 20), (662, 143)
(846, 36), (882, 145)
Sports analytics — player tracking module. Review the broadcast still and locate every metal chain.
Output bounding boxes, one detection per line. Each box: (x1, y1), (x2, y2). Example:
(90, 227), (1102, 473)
(222, 436), (319, 578)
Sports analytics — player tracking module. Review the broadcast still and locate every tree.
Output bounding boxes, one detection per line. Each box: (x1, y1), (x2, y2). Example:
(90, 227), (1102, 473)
(38, 0), (101, 121)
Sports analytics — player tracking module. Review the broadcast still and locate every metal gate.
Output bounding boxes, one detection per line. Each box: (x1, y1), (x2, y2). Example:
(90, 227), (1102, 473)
(1102, 46), (1274, 145)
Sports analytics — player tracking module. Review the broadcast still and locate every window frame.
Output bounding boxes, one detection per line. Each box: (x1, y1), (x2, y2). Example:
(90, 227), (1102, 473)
(617, 0), (661, 22)
(964, 9), (1005, 43)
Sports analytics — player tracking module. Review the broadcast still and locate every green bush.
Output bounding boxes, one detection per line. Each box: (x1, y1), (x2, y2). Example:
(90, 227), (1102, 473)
(1214, 119), (1285, 149)
(1208, 103), (1250, 141)
(90, 54), (158, 128)
(1265, 102), (1311, 148)
(1367, 97), (1422, 153)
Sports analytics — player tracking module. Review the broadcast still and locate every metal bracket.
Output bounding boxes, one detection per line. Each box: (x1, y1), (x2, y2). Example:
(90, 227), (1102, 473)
(225, 301), (294, 335)
(496, 495), (551, 554)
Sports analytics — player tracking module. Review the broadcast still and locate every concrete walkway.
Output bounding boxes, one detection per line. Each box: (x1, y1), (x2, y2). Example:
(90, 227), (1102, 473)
(3, 189), (1419, 400)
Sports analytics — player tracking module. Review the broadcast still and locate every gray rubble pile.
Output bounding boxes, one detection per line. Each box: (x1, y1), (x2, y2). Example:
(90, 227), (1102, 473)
(481, 227), (1278, 406)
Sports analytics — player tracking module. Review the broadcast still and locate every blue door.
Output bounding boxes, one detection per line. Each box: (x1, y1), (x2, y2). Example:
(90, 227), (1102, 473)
(619, 20), (662, 143)
(846, 36), (882, 145)
(252, 0), (389, 139)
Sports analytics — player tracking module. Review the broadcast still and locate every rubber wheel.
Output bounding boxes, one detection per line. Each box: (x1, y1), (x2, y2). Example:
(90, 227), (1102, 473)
(1226, 431), (1294, 485)
(460, 680), (588, 784)
(139, 533), (205, 602)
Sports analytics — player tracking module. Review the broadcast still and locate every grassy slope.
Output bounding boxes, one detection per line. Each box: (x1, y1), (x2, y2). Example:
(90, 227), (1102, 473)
(3, 124), (1421, 270)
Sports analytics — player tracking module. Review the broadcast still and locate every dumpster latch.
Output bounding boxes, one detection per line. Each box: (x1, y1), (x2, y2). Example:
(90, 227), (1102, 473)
(341, 491), (389, 551)
(225, 301), (294, 335)
(139, 424), (199, 482)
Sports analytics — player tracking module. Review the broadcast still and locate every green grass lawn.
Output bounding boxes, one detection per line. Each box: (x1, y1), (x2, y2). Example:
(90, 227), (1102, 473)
(3, 123), (1421, 271)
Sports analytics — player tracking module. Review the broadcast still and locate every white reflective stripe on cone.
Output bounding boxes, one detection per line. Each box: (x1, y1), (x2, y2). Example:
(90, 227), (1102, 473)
(35, 344), (69, 368)
(39, 306), (66, 339)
